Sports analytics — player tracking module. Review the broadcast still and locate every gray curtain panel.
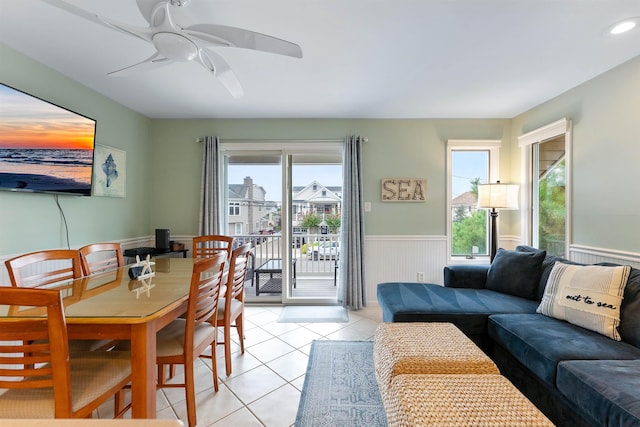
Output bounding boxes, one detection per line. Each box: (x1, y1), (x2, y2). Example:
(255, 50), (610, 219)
(339, 135), (366, 309)
(198, 136), (222, 235)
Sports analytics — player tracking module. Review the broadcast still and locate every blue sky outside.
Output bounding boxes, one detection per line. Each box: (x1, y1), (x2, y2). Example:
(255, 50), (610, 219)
(451, 151), (489, 198)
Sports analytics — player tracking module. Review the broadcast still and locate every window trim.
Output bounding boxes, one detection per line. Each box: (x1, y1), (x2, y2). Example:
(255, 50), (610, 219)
(229, 202), (241, 216)
(517, 118), (572, 255)
(447, 139), (501, 264)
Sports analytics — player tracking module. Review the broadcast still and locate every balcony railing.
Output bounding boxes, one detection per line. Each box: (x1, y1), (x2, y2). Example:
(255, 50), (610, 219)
(234, 233), (340, 276)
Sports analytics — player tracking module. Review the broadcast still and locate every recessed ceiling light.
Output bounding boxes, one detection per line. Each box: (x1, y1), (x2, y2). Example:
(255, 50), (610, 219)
(610, 18), (638, 35)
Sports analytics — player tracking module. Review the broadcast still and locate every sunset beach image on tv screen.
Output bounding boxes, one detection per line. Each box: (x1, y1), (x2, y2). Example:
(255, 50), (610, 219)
(0, 83), (96, 196)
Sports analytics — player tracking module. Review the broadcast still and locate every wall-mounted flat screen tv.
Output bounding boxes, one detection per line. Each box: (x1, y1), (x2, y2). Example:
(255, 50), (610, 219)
(0, 83), (96, 196)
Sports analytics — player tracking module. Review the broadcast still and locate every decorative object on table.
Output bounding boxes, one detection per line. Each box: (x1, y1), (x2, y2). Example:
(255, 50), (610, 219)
(93, 144), (126, 198)
(128, 255), (155, 280)
(128, 255), (156, 298)
(476, 181), (519, 261)
(381, 178), (426, 202)
(296, 340), (387, 427)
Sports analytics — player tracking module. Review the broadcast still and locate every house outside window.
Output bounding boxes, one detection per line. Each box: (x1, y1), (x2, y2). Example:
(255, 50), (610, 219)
(447, 140), (501, 260)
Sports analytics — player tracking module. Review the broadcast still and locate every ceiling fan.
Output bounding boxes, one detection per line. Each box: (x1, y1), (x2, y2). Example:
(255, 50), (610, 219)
(40, 0), (303, 98)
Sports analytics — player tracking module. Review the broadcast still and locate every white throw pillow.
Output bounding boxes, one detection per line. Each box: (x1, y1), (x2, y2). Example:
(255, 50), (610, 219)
(537, 262), (631, 340)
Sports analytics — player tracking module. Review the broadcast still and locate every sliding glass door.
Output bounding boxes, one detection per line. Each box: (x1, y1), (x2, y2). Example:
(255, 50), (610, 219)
(220, 140), (343, 304)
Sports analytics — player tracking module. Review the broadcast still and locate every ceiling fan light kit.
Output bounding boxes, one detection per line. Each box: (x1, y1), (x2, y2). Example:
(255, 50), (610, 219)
(40, 0), (303, 97)
(152, 32), (198, 61)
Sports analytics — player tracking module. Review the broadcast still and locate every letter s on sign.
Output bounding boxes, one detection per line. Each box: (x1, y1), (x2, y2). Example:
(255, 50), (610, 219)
(382, 179), (397, 200)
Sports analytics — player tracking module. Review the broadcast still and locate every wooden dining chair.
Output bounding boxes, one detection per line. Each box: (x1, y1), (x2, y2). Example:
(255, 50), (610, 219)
(5, 249), (83, 289)
(192, 235), (234, 259)
(5, 249), (113, 351)
(0, 287), (132, 419)
(79, 242), (125, 276)
(155, 251), (226, 427)
(217, 242), (252, 376)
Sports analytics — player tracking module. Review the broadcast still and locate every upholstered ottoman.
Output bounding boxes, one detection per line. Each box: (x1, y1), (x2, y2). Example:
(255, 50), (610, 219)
(386, 374), (553, 426)
(373, 322), (499, 395)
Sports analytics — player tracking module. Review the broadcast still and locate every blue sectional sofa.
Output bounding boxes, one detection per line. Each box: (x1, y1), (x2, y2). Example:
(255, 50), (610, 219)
(377, 246), (640, 427)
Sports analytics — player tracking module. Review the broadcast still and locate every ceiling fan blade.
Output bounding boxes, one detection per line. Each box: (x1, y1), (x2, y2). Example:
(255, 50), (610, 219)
(40, 0), (152, 43)
(136, 0), (158, 25)
(107, 52), (172, 76)
(185, 24), (303, 58)
(196, 49), (244, 98)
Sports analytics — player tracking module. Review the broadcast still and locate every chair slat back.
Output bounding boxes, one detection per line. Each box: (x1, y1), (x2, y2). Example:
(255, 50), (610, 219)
(5, 250), (83, 289)
(79, 242), (125, 276)
(185, 253), (226, 344)
(226, 243), (252, 302)
(0, 287), (73, 413)
(192, 235), (234, 259)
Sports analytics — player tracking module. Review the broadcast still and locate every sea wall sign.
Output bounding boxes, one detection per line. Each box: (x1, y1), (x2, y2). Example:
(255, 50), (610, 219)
(381, 178), (427, 202)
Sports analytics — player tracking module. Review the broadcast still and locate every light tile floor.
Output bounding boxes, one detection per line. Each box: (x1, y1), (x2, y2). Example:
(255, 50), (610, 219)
(100, 305), (383, 426)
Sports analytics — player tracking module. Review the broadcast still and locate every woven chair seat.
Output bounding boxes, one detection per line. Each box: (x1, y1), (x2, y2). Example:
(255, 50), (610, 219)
(386, 374), (553, 427)
(374, 323), (498, 394)
(155, 319), (216, 358)
(0, 351), (131, 418)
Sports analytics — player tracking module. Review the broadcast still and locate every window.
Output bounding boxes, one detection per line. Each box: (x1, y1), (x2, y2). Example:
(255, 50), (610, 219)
(234, 223), (242, 235)
(447, 140), (501, 260)
(519, 119), (571, 257)
(229, 202), (240, 216)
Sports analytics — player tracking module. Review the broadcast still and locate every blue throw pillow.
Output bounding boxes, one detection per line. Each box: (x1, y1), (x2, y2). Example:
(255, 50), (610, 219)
(486, 248), (546, 300)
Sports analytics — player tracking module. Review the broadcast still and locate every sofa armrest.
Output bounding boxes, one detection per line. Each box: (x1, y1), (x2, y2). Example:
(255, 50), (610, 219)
(443, 265), (489, 289)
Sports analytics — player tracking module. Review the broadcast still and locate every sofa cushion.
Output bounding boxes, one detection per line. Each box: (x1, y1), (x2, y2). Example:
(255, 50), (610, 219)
(619, 267), (640, 347)
(377, 282), (539, 335)
(488, 314), (640, 387)
(486, 248), (546, 300)
(443, 264), (489, 289)
(537, 263), (631, 340)
(515, 245), (583, 300)
(557, 360), (640, 427)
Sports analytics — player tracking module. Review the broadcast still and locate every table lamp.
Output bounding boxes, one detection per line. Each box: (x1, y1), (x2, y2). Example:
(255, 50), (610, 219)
(477, 181), (519, 262)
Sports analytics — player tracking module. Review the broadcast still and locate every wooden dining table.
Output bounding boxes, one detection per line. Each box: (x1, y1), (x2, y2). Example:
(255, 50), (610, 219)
(0, 257), (197, 419)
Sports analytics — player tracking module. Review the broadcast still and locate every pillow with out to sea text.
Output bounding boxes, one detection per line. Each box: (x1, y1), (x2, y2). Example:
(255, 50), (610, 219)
(536, 262), (631, 340)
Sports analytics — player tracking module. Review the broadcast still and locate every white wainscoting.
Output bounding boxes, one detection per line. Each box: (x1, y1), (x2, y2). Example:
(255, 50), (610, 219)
(569, 244), (640, 269)
(364, 235), (448, 305)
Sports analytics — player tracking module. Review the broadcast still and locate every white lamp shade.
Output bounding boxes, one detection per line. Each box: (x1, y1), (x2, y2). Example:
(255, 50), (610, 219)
(477, 183), (519, 209)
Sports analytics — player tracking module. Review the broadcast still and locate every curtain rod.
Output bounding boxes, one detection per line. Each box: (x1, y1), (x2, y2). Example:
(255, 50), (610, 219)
(195, 137), (368, 143)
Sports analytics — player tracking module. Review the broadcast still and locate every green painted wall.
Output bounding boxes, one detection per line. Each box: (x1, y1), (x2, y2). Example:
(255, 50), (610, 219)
(148, 118), (511, 236)
(510, 55), (640, 253)
(0, 44), (152, 255)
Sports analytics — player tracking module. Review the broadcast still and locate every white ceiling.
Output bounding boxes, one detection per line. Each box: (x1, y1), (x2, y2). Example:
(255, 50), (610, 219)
(1, 0), (639, 119)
